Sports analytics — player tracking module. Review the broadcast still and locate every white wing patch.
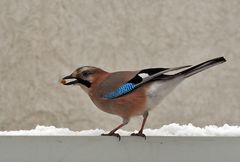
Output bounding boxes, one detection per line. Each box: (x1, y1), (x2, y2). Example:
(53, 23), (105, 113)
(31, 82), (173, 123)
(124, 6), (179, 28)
(138, 73), (149, 78)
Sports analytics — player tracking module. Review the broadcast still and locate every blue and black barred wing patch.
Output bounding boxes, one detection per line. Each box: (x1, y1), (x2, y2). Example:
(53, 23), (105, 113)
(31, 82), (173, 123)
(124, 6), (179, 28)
(104, 65), (191, 99)
(104, 83), (136, 99)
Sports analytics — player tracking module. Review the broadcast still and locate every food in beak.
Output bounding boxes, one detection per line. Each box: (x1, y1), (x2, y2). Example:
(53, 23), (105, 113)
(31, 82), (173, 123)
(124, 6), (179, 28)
(60, 75), (79, 85)
(60, 79), (66, 85)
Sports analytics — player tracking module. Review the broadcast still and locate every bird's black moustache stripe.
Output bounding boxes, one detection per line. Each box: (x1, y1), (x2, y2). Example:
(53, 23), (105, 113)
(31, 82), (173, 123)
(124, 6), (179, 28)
(77, 78), (91, 88)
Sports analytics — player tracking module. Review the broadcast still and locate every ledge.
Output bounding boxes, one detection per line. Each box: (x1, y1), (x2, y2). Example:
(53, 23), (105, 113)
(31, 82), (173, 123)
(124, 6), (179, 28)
(0, 136), (239, 162)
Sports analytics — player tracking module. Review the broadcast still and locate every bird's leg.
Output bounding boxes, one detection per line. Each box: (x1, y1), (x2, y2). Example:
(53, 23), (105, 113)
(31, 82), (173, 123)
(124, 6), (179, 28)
(101, 119), (129, 141)
(131, 112), (148, 139)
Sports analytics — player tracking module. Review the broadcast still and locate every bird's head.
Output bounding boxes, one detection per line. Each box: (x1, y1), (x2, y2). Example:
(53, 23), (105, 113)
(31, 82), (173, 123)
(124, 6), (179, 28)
(61, 66), (108, 93)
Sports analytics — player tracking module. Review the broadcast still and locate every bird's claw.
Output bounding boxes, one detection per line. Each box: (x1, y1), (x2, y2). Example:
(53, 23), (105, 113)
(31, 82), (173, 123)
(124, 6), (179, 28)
(131, 132), (146, 140)
(101, 132), (121, 141)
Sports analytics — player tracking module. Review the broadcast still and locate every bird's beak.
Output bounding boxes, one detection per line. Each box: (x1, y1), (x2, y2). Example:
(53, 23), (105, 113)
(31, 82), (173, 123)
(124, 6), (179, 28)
(61, 75), (79, 85)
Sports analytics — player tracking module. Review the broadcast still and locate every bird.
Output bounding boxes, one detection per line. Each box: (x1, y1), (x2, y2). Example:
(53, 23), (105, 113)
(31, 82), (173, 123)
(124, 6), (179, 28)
(61, 57), (226, 140)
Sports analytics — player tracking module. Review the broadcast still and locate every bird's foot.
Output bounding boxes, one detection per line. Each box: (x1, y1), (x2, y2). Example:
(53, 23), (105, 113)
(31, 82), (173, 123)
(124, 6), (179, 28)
(101, 132), (121, 141)
(131, 132), (146, 140)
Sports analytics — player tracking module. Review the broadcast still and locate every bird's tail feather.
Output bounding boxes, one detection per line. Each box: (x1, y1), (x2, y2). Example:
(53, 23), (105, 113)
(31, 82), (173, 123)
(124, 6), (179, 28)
(176, 57), (226, 78)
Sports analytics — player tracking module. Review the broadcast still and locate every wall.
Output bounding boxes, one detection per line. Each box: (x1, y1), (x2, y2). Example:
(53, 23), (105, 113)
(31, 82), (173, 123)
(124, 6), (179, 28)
(1, 136), (240, 162)
(0, 0), (239, 131)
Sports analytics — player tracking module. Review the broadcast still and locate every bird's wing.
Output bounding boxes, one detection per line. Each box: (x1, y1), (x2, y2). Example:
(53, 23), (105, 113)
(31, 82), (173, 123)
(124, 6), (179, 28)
(103, 65), (191, 99)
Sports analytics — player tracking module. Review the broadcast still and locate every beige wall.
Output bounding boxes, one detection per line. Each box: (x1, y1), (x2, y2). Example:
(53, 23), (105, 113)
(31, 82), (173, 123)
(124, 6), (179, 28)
(0, 0), (239, 131)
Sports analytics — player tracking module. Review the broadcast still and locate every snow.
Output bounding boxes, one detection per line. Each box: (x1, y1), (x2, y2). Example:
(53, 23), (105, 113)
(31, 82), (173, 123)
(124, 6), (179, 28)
(0, 123), (240, 136)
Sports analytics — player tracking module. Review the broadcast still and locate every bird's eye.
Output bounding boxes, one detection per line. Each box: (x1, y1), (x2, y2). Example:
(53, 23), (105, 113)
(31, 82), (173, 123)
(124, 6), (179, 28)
(82, 71), (91, 77)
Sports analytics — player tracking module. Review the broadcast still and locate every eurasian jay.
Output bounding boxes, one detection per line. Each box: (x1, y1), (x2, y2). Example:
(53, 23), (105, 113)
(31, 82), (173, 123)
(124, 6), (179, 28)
(61, 57), (226, 140)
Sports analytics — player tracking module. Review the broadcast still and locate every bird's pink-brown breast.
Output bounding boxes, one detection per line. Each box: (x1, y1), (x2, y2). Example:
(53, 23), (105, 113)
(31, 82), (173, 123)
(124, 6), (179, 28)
(88, 71), (148, 119)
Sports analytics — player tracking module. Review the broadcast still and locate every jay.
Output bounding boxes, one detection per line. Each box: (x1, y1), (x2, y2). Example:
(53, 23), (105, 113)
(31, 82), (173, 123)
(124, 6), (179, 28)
(61, 57), (226, 140)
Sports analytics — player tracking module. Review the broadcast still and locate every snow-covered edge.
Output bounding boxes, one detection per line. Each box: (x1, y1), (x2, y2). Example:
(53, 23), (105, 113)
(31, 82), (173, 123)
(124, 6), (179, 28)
(1, 123), (240, 136)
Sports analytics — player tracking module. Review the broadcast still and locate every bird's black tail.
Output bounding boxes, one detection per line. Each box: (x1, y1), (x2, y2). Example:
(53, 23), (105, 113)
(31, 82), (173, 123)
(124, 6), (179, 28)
(176, 57), (226, 78)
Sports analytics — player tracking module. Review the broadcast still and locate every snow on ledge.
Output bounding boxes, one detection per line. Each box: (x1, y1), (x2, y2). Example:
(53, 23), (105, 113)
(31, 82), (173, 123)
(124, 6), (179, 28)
(1, 123), (240, 136)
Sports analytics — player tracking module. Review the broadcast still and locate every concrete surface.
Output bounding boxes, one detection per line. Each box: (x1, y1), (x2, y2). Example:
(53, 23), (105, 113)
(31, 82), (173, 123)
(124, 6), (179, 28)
(0, 0), (240, 131)
(0, 136), (240, 162)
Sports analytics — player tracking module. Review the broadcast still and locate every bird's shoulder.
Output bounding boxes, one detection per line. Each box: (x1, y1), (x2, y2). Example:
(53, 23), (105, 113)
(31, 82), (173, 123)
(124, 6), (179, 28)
(96, 71), (138, 96)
